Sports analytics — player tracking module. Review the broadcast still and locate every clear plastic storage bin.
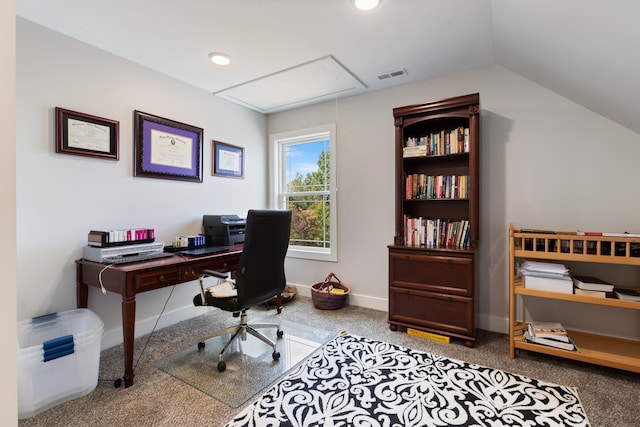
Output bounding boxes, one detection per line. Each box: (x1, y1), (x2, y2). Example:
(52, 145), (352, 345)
(18, 308), (104, 419)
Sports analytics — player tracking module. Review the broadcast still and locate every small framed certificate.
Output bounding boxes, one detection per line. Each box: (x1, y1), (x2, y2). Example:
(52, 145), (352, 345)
(55, 107), (119, 160)
(133, 110), (203, 182)
(213, 140), (244, 179)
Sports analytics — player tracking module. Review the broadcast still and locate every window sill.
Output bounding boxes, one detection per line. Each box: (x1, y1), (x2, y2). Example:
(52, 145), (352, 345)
(287, 246), (337, 262)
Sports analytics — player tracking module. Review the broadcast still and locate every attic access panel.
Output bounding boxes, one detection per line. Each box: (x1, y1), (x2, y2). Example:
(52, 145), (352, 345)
(214, 55), (366, 113)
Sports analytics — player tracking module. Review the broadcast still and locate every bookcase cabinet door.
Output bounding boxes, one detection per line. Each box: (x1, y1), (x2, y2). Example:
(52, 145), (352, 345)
(389, 286), (474, 339)
(389, 250), (473, 296)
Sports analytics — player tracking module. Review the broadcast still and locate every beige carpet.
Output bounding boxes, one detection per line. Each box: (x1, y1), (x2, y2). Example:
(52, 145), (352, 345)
(18, 296), (640, 426)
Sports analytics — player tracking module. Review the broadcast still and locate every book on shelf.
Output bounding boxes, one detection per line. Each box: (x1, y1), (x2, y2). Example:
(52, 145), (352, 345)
(574, 288), (608, 298)
(523, 329), (577, 351)
(613, 288), (640, 301)
(522, 275), (573, 293)
(404, 174), (469, 200)
(403, 216), (469, 249)
(571, 275), (614, 292)
(403, 126), (470, 157)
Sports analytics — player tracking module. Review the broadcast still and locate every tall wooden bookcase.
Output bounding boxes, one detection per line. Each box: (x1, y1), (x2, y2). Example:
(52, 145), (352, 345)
(388, 93), (480, 347)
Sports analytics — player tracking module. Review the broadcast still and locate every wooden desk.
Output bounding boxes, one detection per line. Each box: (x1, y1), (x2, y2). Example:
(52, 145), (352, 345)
(76, 245), (243, 388)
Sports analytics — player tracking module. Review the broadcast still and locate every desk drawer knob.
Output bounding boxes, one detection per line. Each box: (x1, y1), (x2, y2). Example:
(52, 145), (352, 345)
(158, 275), (165, 281)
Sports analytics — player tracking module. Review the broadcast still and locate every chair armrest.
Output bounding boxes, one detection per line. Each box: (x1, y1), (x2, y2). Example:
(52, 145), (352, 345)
(201, 269), (228, 279)
(197, 269), (231, 305)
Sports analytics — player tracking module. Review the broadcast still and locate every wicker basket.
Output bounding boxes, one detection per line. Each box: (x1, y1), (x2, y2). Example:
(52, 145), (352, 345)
(311, 272), (350, 310)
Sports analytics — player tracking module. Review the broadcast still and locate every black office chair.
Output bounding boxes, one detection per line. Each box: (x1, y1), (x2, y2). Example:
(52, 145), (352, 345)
(193, 209), (292, 372)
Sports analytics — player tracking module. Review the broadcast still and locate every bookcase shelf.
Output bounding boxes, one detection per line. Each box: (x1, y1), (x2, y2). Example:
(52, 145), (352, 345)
(388, 93), (480, 347)
(509, 224), (640, 373)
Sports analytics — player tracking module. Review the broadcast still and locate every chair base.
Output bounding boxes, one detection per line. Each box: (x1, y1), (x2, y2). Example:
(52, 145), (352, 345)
(198, 310), (283, 371)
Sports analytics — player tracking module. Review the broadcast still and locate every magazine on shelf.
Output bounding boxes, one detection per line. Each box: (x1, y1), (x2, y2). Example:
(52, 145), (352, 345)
(527, 322), (570, 342)
(524, 324), (577, 351)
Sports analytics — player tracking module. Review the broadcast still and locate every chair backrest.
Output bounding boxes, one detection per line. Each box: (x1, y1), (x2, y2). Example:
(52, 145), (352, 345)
(235, 209), (292, 309)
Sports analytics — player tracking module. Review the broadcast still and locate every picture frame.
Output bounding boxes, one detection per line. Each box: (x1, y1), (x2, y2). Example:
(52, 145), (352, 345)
(133, 110), (203, 182)
(213, 140), (244, 179)
(55, 107), (119, 160)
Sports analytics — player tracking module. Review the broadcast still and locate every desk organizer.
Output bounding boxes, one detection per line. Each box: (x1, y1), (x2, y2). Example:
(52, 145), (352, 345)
(88, 229), (155, 247)
(165, 234), (212, 252)
(18, 309), (104, 419)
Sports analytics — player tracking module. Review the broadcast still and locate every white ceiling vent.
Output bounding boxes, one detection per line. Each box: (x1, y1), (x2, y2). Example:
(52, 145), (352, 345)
(377, 68), (408, 80)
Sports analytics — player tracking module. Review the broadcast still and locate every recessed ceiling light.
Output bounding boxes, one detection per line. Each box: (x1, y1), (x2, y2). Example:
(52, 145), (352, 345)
(209, 52), (231, 66)
(353, 0), (381, 11)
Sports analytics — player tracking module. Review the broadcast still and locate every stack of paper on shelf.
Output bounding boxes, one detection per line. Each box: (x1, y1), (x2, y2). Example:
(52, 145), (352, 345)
(524, 321), (577, 351)
(519, 260), (573, 293)
(572, 275), (613, 298)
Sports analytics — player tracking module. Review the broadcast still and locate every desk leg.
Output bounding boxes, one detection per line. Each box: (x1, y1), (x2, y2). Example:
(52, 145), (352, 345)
(122, 295), (136, 388)
(76, 262), (88, 308)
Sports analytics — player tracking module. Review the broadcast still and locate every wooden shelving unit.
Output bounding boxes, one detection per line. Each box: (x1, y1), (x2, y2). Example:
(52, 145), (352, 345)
(388, 94), (480, 347)
(509, 224), (640, 373)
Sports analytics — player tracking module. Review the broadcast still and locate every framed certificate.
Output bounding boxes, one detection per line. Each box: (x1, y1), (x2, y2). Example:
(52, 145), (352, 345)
(55, 107), (119, 160)
(133, 110), (203, 182)
(213, 140), (244, 179)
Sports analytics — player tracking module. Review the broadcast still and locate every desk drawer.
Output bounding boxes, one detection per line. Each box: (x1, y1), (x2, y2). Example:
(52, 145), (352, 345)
(181, 259), (236, 281)
(134, 267), (181, 292)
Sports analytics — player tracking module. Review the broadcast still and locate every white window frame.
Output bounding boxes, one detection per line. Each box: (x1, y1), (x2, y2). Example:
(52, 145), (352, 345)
(269, 124), (337, 262)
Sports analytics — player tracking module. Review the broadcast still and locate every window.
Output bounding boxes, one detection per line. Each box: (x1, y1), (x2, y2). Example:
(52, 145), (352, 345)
(269, 124), (337, 262)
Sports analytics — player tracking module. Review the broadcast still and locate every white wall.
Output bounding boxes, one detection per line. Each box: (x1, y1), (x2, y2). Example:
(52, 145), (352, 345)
(17, 17), (640, 356)
(17, 18), (267, 348)
(2, 0), (18, 424)
(269, 65), (640, 339)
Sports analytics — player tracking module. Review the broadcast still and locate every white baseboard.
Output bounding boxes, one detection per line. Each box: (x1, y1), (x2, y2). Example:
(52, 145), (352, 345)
(478, 312), (509, 335)
(101, 305), (208, 350)
(101, 282), (507, 350)
(293, 282), (388, 311)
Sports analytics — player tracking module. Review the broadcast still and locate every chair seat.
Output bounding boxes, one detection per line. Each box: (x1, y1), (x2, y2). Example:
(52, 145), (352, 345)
(193, 293), (242, 312)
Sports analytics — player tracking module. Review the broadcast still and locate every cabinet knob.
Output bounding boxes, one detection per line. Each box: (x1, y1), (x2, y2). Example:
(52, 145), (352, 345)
(158, 275), (165, 281)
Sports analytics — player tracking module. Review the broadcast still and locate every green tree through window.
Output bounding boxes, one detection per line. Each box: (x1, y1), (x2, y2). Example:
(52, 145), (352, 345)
(285, 143), (330, 249)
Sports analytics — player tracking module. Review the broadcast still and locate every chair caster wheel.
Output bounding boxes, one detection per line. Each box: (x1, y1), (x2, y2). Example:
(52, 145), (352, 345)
(114, 378), (122, 388)
(277, 329), (284, 338)
(197, 341), (205, 351)
(272, 351), (280, 360)
(218, 361), (226, 372)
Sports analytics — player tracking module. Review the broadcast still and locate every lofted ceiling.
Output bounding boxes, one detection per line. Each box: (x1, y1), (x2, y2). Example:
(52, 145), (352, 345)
(15, 0), (640, 134)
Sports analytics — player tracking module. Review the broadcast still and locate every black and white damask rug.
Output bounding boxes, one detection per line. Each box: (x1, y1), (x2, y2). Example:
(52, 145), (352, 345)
(226, 333), (590, 426)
